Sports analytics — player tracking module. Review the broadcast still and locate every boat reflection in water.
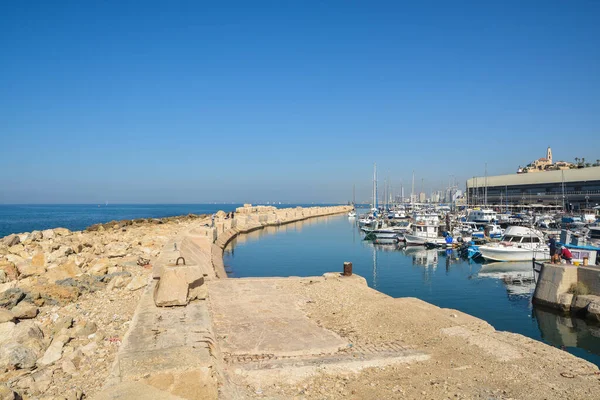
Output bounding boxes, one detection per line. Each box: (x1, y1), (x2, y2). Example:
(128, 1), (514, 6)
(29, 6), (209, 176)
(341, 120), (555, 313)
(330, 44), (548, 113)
(403, 247), (439, 268)
(534, 307), (600, 356)
(477, 261), (535, 297)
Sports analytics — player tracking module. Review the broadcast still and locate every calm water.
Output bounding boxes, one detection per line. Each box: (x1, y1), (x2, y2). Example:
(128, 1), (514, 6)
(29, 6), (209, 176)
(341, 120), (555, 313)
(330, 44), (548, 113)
(0, 204), (336, 237)
(224, 212), (600, 367)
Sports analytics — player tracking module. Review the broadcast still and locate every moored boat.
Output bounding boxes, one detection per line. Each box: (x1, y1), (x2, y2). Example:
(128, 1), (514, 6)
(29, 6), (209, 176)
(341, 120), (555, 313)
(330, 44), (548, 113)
(478, 226), (550, 262)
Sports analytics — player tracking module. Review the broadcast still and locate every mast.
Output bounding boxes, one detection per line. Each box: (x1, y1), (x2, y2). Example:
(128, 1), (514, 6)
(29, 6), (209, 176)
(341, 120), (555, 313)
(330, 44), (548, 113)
(372, 163), (377, 211)
(411, 170), (415, 207)
(352, 184), (355, 206)
(484, 163), (488, 207)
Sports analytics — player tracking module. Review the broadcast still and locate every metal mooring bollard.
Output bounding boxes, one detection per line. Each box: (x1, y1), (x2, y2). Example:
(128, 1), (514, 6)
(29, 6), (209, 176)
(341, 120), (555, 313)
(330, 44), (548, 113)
(343, 262), (353, 276)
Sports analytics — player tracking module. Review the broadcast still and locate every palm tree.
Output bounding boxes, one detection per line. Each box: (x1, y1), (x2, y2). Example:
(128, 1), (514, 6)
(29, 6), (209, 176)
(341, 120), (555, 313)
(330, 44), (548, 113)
(575, 157), (580, 165)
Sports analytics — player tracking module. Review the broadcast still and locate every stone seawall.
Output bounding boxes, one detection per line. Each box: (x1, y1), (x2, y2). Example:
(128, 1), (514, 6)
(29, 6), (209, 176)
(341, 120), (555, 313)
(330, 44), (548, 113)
(533, 262), (600, 321)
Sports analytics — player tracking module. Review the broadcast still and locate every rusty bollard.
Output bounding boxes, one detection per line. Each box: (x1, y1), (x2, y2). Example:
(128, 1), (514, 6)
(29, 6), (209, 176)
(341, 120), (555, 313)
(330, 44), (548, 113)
(343, 262), (353, 276)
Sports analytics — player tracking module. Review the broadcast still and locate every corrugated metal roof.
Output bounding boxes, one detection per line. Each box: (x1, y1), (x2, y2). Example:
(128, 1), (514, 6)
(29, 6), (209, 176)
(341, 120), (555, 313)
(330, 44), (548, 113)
(466, 166), (600, 188)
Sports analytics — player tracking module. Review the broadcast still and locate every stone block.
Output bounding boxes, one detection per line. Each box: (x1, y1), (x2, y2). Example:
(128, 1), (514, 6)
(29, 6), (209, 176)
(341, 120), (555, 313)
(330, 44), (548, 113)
(154, 265), (205, 307)
(587, 300), (600, 322)
(190, 226), (217, 242)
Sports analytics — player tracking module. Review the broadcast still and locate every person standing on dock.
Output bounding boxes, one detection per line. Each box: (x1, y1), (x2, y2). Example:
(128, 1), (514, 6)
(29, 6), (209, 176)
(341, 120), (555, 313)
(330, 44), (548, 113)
(549, 235), (557, 263)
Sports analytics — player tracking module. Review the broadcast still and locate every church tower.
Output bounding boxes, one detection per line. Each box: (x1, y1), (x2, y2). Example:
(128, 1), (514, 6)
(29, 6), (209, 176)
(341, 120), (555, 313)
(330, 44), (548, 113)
(547, 146), (552, 163)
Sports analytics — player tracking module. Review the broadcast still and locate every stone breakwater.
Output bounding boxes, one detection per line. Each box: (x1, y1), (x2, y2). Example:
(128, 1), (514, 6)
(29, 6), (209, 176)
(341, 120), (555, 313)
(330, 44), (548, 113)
(0, 205), (350, 399)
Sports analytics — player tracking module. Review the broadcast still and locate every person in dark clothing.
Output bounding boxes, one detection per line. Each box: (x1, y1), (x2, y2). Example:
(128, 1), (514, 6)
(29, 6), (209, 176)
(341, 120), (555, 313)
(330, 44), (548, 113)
(549, 235), (557, 263)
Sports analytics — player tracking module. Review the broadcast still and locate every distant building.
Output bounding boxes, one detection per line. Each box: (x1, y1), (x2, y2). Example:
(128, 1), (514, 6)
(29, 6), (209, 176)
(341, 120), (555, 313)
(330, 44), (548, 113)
(467, 166), (600, 210)
(419, 192), (426, 202)
(517, 147), (573, 173)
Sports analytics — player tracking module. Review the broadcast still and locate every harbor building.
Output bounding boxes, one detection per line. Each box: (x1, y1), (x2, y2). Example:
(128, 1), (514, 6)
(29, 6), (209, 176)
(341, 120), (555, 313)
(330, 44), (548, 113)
(466, 166), (600, 210)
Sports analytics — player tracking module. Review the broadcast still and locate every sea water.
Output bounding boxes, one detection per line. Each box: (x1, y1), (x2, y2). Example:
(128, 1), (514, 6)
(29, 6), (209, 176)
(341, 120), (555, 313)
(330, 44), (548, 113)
(224, 212), (600, 367)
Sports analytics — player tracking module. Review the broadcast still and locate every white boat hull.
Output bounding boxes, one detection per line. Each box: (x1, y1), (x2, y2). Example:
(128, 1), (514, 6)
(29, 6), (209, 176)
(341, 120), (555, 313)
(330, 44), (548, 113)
(478, 246), (550, 262)
(404, 234), (427, 245)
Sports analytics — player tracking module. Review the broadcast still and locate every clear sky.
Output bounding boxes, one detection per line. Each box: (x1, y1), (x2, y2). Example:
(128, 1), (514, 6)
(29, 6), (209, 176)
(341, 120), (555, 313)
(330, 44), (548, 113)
(1, 1), (599, 204)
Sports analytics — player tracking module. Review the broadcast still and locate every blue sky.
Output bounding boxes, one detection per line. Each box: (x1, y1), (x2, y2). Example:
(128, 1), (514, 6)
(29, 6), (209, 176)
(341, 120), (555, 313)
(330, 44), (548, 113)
(1, 1), (599, 204)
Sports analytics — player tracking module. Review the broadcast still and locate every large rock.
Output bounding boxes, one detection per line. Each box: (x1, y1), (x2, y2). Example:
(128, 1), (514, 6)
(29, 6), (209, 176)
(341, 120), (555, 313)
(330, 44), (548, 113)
(45, 260), (82, 282)
(587, 300), (600, 322)
(2, 235), (20, 247)
(105, 242), (129, 258)
(0, 321), (45, 371)
(107, 274), (132, 290)
(0, 386), (21, 400)
(37, 336), (68, 366)
(154, 265), (205, 307)
(11, 301), (38, 319)
(54, 228), (71, 236)
(56, 275), (105, 293)
(0, 321), (16, 343)
(16, 261), (46, 278)
(0, 260), (19, 281)
(41, 229), (55, 239)
(1, 342), (38, 369)
(89, 258), (111, 276)
(28, 230), (43, 241)
(0, 308), (15, 323)
(126, 275), (148, 291)
(36, 284), (80, 306)
(0, 288), (25, 309)
(47, 246), (74, 263)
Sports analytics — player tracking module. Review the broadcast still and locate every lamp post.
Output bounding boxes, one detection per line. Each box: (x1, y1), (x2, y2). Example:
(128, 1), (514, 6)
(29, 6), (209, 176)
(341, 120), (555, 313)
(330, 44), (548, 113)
(585, 195), (590, 210)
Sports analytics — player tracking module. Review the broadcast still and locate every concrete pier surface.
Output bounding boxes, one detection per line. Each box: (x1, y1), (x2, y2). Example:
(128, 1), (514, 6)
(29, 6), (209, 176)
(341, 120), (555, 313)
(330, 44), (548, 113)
(96, 205), (600, 400)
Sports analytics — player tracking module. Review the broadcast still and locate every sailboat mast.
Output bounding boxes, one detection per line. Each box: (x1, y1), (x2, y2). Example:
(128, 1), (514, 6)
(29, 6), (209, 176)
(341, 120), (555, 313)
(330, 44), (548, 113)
(411, 170), (415, 207)
(484, 163), (488, 206)
(372, 163), (377, 210)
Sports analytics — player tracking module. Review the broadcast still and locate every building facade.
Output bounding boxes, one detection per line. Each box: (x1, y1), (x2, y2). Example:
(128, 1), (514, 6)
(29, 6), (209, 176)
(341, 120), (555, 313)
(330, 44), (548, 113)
(466, 166), (600, 210)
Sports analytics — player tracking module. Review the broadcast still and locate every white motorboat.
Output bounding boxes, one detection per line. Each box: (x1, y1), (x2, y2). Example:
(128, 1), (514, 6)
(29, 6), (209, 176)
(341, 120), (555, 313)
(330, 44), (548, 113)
(478, 226), (550, 262)
(405, 211), (441, 245)
(348, 210), (357, 218)
(358, 214), (378, 227)
(405, 224), (440, 245)
(467, 208), (498, 224)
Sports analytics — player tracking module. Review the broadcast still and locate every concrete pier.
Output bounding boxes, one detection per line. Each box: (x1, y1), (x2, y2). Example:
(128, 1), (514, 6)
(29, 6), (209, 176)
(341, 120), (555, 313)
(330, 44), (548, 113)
(533, 262), (600, 321)
(96, 206), (600, 400)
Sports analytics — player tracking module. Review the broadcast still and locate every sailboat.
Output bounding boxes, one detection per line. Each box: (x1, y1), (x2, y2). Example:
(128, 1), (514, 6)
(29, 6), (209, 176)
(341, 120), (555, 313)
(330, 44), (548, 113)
(348, 184), (357, 218)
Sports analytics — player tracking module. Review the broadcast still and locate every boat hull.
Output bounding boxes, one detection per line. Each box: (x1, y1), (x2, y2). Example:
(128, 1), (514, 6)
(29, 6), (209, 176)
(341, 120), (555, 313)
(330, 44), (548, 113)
(478, 245), (550, 262)
(404, 234), (428, 245)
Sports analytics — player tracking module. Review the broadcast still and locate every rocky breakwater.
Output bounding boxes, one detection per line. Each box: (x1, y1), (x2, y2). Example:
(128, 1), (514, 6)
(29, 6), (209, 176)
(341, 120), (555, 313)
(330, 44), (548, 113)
(0, 214), (206, 399)
(94, 205), (351, 400)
